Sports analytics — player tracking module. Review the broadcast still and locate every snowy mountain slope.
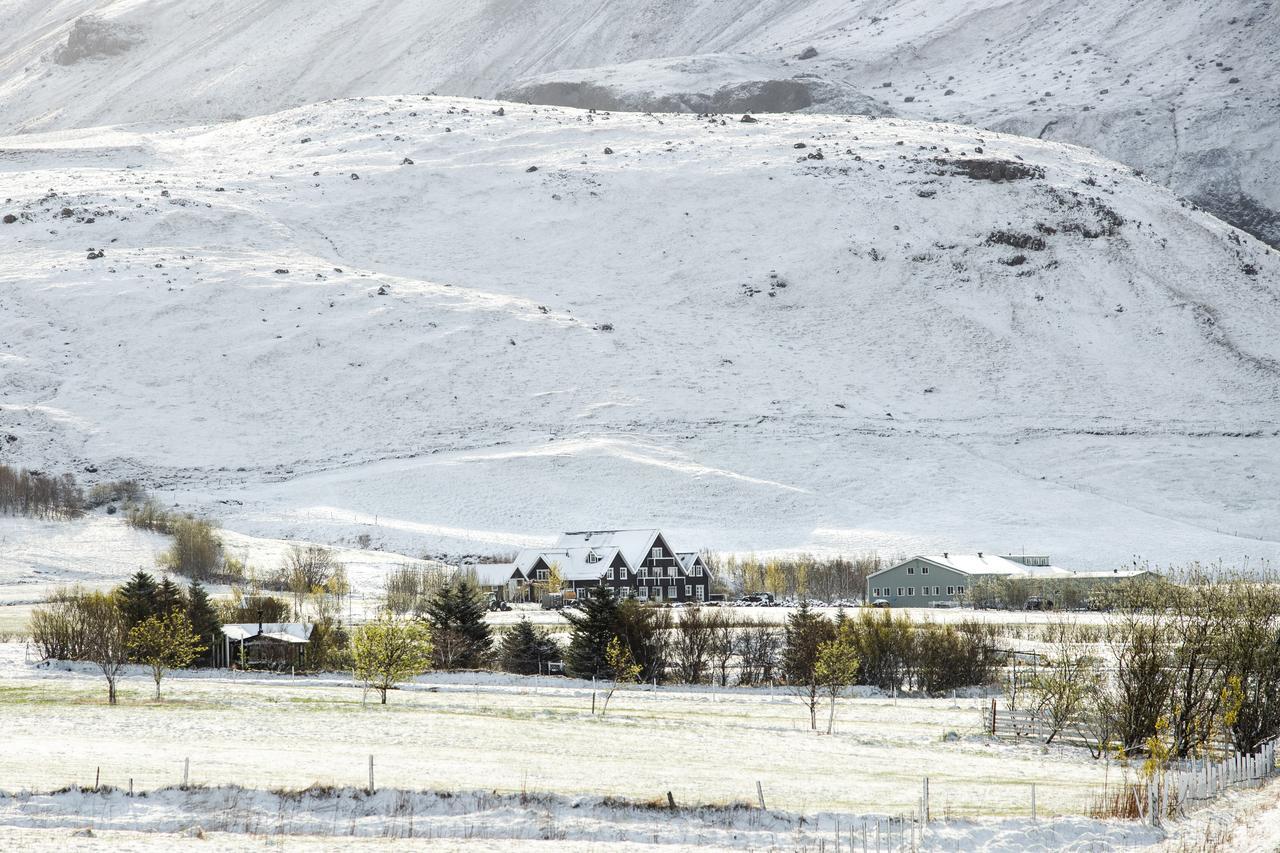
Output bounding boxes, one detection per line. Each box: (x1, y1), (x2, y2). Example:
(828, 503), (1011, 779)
(0, 0), (1276, 247)
(1, 98), (1278, 567)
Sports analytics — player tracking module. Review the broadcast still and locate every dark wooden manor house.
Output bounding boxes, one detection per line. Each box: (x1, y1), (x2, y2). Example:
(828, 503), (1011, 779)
(473, 528), (713, 603)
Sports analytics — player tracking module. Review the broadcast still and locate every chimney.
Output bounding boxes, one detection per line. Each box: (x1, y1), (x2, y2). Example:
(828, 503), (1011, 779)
(257, 608), (264, 636)
(977, 552), (983, 558)
(943, 552), (948, 559)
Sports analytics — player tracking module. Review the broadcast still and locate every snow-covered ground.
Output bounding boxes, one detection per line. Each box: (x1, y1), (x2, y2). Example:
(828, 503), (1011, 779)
(0, 641), (1171, 849)
(1, 97), (1277, 569)
(0, 0), (1276, 247)
(2, 643), (1279, 850)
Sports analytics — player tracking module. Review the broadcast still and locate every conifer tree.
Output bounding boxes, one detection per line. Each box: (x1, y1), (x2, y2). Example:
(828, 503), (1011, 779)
(154, 576), (185, 615)
(185, 580), (223, 667)
(117, 569), (159, 628)
(783, 600), (836, 730)
(498, 617), (560, 675)
(425, 577), (493, 669)
(564, 588), (621, 679)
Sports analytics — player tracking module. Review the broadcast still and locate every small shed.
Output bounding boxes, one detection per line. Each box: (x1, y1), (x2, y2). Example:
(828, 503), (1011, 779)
(219, 622), (314, 670)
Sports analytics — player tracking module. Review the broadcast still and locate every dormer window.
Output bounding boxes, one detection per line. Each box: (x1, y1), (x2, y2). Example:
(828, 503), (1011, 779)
(586, 552), (599, 563)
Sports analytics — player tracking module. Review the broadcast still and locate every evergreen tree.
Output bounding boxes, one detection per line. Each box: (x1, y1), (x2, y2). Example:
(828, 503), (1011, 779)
(117, 569), (159, 628)
(564, 588), (621, 679)
(783, 601), (836, 729)
(185, 580), (223, 667)
(154, 576), (185, 615)
(498, 618), (560, 675)
(425, 577), (493, 669)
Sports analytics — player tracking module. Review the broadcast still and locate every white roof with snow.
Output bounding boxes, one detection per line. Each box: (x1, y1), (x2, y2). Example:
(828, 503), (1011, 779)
(514, 546), (620, 581)
(221, 622), (314, 643)
(467, 563), (525, 586)
(555, 529), (664, 571)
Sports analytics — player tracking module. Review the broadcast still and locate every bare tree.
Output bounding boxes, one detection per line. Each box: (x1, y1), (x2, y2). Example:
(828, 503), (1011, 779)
(672, 606), (715, 684)
(83, 592), (130, 704)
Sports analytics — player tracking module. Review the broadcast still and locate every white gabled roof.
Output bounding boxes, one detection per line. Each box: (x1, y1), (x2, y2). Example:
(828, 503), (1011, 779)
(555, 529), (663, 571)
(221, 622), (314, 643)
(467, 562), (524, 586)
(514, 546), (620, 581)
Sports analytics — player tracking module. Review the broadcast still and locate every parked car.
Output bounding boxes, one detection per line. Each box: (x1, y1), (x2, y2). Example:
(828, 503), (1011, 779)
(1024, 597), (1055, 611)
(871, 598), (890, 608)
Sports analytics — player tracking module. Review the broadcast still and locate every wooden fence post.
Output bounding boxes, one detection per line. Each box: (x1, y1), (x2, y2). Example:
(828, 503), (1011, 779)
(756, 780), (766, 810)
(182, 757), (189, 788)
(368, 755), (375, 794)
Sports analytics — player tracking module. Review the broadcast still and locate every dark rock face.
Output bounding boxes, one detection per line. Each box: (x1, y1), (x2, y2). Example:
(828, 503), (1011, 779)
(54, 16), (140, 66)
(935, 158), (1045, 182)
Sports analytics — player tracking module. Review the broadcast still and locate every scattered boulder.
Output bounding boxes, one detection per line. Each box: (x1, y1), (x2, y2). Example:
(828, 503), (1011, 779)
(740, 115), (758, 123)
(274, 268), (289, 275)
(603, 147), (614, 155)
(797, 46), (819, 60)
(526, 166), (539, 173)
(493, 106), (505, 116)
(2, 214), (15, 224)
(401, 157), (414, 165)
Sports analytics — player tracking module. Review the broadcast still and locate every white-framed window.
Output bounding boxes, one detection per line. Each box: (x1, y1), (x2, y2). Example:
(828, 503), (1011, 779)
(638, 567), (648, 579)
(693, 565), (703, 577)
(683, 585), (689, 598)
(897, 587), (904, 596)
(536, 569), (548, 581)
(607, 567), (615, 581)
(947, 586), (954, 595)
(907, 587), (915, 596)
(907, 566), (914, 575)
(957, 586), (966, 594)
(934, 586), (940, 595)
(696, 586), (705, 601)
(651, 547), (662, 560)
(639, 587), (649, 600)
(921, 566), (929, 574)
(586, 552), (599, 563)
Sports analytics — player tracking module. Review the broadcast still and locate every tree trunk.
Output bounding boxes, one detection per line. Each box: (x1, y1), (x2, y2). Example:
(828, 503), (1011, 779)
(827, 695), (836, 734)
(107, 677), (117, 705)
(379, 688), (388, 705)
(154, 675), (162, 700)
(809, 685), (818, 730)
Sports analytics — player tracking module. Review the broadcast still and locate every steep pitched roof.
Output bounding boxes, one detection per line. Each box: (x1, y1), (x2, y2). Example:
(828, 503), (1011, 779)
(555, 529), (662, 570)
(514, 546), (620, 581)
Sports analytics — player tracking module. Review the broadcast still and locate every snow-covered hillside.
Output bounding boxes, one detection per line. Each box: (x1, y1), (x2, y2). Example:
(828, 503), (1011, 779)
(1, 97), (1277, 566)
(0, 0), (1276, 246)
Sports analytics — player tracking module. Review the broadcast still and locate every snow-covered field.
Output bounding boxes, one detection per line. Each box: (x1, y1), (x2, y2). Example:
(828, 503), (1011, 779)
(0, 641), (1167, 849)
(1, 96), (1277, 570)
(3, 643), (1280, 850)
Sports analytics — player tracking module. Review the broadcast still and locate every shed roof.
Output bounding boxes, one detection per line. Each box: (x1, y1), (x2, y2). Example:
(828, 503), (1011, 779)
(221, 623), (314, 642)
